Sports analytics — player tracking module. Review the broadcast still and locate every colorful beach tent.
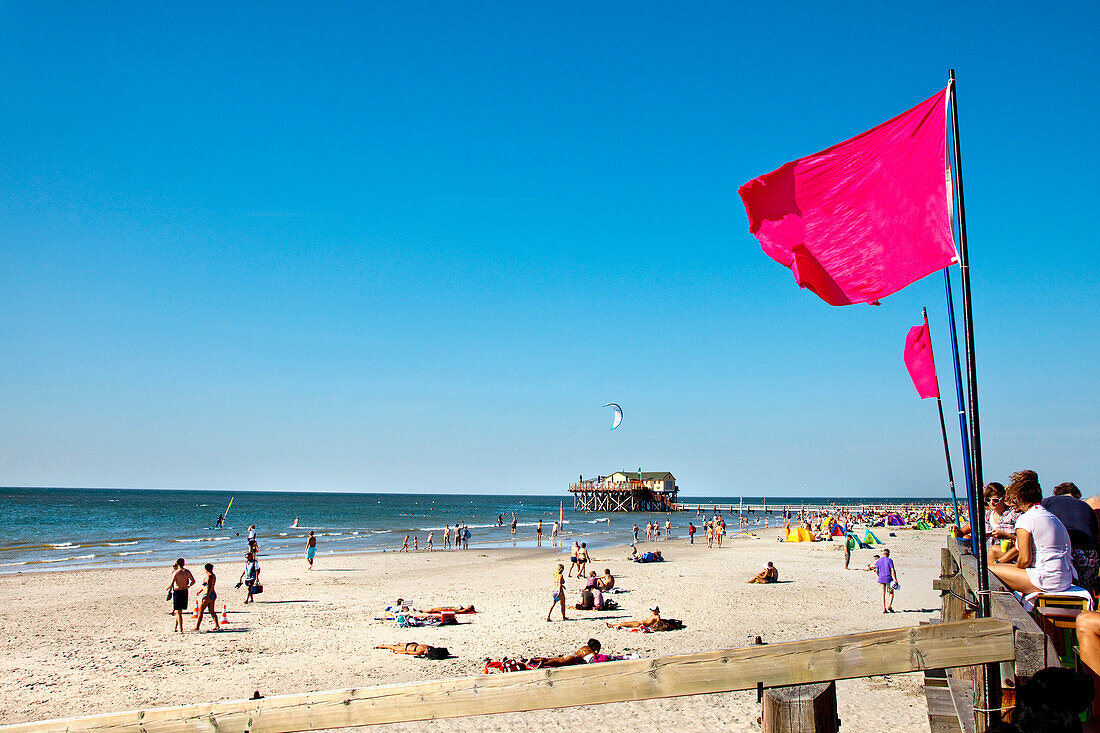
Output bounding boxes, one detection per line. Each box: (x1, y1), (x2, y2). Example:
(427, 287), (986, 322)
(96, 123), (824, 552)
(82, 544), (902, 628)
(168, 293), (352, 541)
(863, 530), (881, 545)
(848, 532), (870, 549)
(915, 521), (931, 530)
(830, 524), (846, 537)
(785, 527), (816, 543)
(887, 514), (905, 526)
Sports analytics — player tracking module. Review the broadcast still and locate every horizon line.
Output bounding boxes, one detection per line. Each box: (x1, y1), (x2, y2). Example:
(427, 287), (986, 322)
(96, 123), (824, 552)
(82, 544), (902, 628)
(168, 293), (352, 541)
(0, 485), (957, 500)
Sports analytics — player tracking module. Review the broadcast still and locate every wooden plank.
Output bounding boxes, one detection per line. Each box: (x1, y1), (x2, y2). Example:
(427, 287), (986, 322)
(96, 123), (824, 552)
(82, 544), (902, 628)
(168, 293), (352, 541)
(947, 673), (976, 733)
(1, 619), (1015, 733)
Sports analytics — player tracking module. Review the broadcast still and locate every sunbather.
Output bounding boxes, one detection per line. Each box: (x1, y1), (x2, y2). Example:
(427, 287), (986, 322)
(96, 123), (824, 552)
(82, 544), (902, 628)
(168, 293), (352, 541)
(417, 605), (475, 614)
(375, 642), (450, 659)
(528, 639), (601, 668)
(747, 562), (779, 584)
(608, 606), (662, 630)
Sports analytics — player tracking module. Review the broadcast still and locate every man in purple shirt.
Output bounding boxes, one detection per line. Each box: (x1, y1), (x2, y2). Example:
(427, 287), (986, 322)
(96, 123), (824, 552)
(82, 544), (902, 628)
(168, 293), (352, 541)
(875, 549), (899, 613)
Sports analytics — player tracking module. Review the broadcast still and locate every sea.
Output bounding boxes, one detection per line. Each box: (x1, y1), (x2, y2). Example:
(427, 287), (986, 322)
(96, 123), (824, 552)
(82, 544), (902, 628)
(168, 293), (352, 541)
(0, 487), (948, 574)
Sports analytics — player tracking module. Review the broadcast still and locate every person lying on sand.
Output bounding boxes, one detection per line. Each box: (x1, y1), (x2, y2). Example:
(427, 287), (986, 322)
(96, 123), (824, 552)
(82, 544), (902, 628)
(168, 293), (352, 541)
(608, 606), (661, 629)
(634, 550), (663, 563)
(376, 642), (450, 659)
(607, 606), (684, 632)
(417, 605), (475, 614)
(747, 562), (779, 584)
(528, 639), (601, 668)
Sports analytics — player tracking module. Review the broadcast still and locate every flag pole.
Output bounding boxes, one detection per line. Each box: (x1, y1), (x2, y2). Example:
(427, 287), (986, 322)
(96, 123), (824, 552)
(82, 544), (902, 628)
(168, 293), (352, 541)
(949, 67), (997, 720)
(943, 269), (975, 536)
(949, 69), (989, 590)
(924, 307), (961, 527)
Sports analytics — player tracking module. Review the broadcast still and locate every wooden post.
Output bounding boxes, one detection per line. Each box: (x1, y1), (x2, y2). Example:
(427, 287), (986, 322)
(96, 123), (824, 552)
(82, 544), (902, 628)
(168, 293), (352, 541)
(762, 682), (839, 733)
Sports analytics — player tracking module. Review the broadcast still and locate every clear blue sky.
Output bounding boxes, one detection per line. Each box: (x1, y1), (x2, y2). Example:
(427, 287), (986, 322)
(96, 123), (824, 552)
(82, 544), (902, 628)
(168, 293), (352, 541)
(1, 2), (1096, 497)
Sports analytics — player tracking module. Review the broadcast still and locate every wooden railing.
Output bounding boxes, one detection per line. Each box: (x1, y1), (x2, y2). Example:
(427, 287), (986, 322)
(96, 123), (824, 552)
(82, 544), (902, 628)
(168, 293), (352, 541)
(936, 537), (1061, 732)
(1, 618), (1014, 733)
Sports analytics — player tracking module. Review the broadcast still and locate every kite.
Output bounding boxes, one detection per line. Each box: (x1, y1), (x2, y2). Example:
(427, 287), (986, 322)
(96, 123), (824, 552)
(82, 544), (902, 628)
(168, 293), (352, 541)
(604, 403), (623, 430)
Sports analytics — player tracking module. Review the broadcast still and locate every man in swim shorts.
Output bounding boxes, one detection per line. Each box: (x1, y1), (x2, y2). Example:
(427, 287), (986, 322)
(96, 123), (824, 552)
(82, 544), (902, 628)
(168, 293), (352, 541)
(195, 563), (220, 631)
(597, 568), (615, 591)
(568, 541), (580, 577)
(876, 549), (899, 613)
(536, 519), (543, 545)
(306, 530), (317, 568)
(167, 558), (195, 633)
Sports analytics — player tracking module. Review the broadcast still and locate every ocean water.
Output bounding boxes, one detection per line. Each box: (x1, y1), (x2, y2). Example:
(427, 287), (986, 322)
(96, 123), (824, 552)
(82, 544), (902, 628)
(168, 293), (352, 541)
(0, 487), (946, 574)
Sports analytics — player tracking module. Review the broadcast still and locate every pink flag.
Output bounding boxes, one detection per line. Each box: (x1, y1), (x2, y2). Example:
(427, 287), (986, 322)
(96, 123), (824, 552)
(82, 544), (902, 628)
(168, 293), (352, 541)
(904, 316), (940, 399)
(739, 88), (957, 306)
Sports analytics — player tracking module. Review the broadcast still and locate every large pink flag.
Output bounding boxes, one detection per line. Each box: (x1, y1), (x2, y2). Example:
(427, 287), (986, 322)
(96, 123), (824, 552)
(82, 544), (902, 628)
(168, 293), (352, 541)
(904, 316), (940, 399)
(739, 88), (957, 306)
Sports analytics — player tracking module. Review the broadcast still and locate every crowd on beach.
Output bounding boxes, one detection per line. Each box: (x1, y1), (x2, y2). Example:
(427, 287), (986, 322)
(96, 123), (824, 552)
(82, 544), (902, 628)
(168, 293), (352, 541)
(160, 500), (936, 675)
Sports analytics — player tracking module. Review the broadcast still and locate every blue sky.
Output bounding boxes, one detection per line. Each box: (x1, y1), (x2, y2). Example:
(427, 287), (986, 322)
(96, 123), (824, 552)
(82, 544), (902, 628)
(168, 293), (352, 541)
(1, 2), (1096, 497)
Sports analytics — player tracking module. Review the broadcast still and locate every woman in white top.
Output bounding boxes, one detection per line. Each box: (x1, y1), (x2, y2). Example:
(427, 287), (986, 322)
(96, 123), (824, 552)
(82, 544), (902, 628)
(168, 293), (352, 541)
(990, 470), (1075, 595)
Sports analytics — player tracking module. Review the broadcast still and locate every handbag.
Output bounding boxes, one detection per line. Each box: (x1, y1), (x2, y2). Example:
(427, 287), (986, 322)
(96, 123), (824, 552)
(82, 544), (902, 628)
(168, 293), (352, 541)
(251, 584), (263, 594)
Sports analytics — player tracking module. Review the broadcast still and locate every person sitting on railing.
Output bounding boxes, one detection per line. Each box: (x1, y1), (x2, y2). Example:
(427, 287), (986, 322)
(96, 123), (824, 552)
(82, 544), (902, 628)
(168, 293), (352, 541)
(958, 482), (1020, 560)
(989, 470), (1075, 596)
(1043, 481), (1100, 596)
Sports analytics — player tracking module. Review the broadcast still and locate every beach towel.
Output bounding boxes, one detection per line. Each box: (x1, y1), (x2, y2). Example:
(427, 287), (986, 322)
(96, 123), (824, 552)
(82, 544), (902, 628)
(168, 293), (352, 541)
(484, 658), (528, 674)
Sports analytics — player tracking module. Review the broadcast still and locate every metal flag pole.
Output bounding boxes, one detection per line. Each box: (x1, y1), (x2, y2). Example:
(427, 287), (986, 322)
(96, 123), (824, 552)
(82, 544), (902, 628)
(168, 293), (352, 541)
(943, 269), (975, 536)
(949, 69), (989, 594)
(949, 67), (997, 720)
(923, 307), (961, 527)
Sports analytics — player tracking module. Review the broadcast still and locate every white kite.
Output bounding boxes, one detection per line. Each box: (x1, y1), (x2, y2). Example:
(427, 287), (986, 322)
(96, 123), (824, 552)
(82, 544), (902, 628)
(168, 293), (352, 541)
(604, 402), (623, 430)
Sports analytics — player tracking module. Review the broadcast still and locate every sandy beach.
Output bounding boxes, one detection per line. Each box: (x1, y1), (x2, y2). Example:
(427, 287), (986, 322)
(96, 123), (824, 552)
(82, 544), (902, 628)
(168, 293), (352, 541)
(0, 526), (946, 730)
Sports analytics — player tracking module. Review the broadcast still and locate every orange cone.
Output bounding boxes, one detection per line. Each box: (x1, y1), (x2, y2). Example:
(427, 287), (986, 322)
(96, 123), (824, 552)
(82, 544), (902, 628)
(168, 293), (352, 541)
(191, 600), (200, 620)
(221, 605), (229, 625)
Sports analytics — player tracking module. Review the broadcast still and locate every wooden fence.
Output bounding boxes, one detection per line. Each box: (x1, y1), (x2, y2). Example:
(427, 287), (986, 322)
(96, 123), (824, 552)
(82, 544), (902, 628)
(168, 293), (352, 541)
(934, 538), (1062, 732)
(2, 618), (1013, 733)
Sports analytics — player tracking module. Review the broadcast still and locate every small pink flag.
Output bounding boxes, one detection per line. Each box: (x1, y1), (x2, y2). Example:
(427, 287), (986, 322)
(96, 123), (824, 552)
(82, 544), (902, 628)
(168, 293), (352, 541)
(904, 316), (940, 399)
(739, 88), (957, 306)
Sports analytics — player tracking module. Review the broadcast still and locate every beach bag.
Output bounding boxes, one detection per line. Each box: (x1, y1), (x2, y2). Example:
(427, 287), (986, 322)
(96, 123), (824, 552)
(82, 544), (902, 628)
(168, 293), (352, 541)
(251, 584), (263, 594)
